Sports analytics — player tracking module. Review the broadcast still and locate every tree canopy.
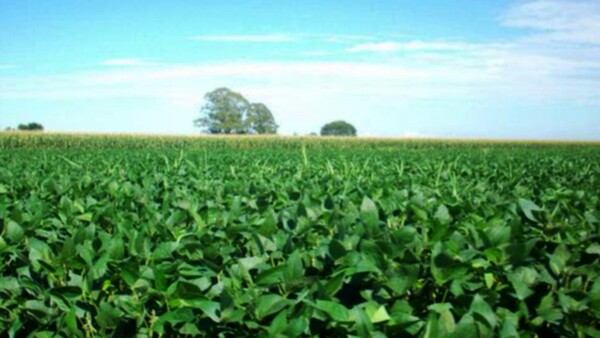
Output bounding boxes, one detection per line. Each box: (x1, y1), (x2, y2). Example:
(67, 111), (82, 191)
(194, 88), (278, 135)
(17, 122), (44, 131)
(320, 120), (357, 136)
(247, 103), (278, 134)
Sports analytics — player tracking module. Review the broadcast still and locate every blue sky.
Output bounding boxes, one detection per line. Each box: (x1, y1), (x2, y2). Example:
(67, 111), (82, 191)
(1, 0), (599, 139)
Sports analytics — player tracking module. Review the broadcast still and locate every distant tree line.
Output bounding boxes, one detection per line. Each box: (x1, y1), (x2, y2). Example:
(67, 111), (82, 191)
(195, 87), (358, 137)
(4, 122), (44, 131)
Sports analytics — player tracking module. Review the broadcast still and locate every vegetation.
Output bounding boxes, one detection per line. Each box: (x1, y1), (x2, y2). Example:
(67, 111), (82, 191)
(321, 120), (357, 136)
(3, 122), (45, 131)
(0, 133), (599, 337)
(194, 88), (278, 135)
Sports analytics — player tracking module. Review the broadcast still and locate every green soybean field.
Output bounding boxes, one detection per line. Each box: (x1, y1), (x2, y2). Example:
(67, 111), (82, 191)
(1, 133), (599, 337)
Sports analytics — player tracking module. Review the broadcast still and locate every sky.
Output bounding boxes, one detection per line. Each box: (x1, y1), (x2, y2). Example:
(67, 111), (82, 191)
(1, 0), (599, 140)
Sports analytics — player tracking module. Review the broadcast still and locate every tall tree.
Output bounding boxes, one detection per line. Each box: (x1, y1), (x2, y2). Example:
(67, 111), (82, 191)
(320, 120), (357, 136)
(247, 103), (278, 134)
(194, 88), (250, 134)
(194, 88), (278, 135)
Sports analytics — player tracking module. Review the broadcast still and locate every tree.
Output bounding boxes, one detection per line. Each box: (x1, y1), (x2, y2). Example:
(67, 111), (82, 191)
(17, 122), (44, 131)
(320, 120), (357, 136)
(194, 88), (249, 134)
(194, 88), (278, 135)
(247, 103), (278, 134)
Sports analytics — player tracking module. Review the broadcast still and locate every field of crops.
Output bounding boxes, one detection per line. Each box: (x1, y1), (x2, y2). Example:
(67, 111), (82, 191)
(1, 133), (599, 337)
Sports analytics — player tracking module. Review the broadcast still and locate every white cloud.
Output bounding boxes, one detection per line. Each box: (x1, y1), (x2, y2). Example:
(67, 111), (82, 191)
(187, 33), (377, 44)
(501, 0), (600, 44)
(103, 58), (155, 67)
(346, 40), (481, 53)
(188, 34), (295, 43)
(320, 34), (379, 43)
(3, 53), (598, 104)
(346, 41), (399, 53)
(300, 51), (333, 57)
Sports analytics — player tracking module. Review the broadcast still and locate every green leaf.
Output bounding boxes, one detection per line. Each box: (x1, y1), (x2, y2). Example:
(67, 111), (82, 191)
(107, 237), (124, 260)
(329, 239), (347, 260)
(154, 308), (196, 334)
(352, 306), (374, 338)
(410, 205), (429, 221)
(368, 306), (391, 323)
(0, 277), (20, 295)
(498, 309), (519, 338)
(548, 244), (570, 275)
(453, 314), (477, 338)
(152, 242), (178, 260)
(90, 254), (109, 280)
(96, 302), (123, 330)
(28, 237), (53, 269)
(361, 196), (379, 227)
(485, 222), (511, 246)
(75, 213), (93, 222)
(438, 307), (456, 334)
(195, 300), (221, 323)
(314, 300), (351, 322)
(535, 294), (563, 324)
(287, 317), (308, 337)
(256, 294), (288, 320)
(518, 198), (542, 222)
(484, 273), (495, 289)
(180, 323), (202, 335)
(507, 267), (539, 300)
(428, 303), (453, 314)
(427, 303), (455, 335)
(256, 265), (285, 286)
(321, 274), (345, 299)
(283, 251), (304, 285)
(5, 220), (24, 243)
(469, 294), (497, 328)
(585, 243), (600, 255)
(431, 243), (468, 285)
(434, 204), (451, 224)
(267, 310), (288, 336)
(238, 256), (264, 271)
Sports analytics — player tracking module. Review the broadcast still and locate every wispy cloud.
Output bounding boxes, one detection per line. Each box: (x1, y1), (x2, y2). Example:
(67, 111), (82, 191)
(188, 34), (295, 43)
(103, 58), (155, 67)
(187, 33), (378, 44)
(320, 34), (379, 43)
(300, 50), (333, 57)
(0, 64), (17, 70)
(346, 40), (480, 53)
(501, 0), (600, 44)
(3, 54), (598, 103)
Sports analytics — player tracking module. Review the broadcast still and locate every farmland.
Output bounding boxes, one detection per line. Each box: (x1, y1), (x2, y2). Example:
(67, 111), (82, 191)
(1, 133), (599, 337)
